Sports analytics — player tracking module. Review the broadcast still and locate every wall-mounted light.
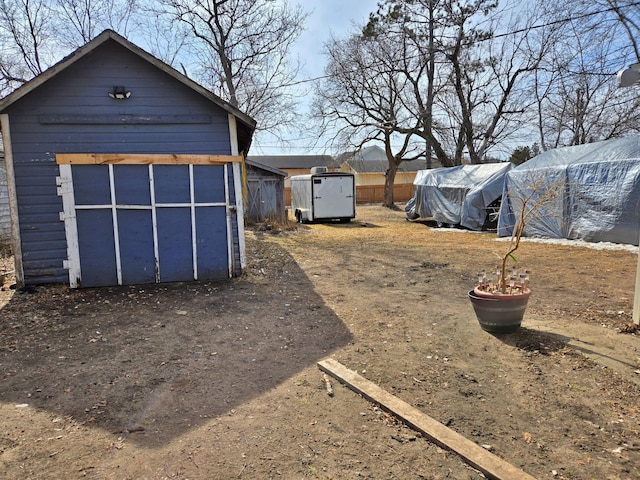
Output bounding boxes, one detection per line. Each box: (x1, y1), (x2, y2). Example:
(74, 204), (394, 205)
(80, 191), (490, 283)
(109, 86), (131, 99)
(617, 63), (640, 88)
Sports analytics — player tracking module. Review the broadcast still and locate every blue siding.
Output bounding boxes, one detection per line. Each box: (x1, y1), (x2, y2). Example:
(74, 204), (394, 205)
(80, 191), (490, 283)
(118, 209), (156, 285)
(4, 39), (241, 285)
(156, 207), (193, 282)
(194, 165), (226, 203)
(114, 165), (150, 205)
(14, 161), (67, 281)
(73, 165), (111, 205)
(154, 165), (190, 204)
(76, 209), (118, 287)
(196, 206), (229, 278)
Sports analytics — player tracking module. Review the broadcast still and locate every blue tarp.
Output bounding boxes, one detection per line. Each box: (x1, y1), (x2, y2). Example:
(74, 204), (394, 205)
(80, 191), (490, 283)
(406, 163), (514, 230)
(497, 136), (640, 246)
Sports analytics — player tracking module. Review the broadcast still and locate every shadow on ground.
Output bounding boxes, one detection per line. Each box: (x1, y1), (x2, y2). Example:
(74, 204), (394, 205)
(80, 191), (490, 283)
(490, 327), (570, 354)
(0, 243), (352, 448)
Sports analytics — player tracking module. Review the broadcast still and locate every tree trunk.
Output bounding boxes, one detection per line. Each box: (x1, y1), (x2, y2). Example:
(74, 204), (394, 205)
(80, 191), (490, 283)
(383, 162), (399, 208)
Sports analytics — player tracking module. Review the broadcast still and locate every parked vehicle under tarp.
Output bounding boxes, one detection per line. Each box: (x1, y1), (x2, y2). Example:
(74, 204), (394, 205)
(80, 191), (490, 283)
(497, 136), (640, 246)
(406, 163), (514, 230)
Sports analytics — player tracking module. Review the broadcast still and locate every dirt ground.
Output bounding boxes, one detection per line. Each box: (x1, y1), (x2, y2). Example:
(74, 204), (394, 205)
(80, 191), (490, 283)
(1, 205), (640, 480)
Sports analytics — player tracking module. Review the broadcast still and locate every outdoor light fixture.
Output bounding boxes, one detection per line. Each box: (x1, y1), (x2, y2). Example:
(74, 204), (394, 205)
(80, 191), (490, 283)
(617, 63), (640, 88)
(108, 86), (131, 99)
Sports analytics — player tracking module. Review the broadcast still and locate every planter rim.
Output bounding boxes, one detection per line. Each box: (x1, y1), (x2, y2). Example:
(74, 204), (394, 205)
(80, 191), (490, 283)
(472, 285), (532, 300)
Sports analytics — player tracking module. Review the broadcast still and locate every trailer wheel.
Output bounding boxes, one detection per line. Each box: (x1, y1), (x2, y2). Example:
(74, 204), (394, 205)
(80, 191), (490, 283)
(339, 218), (352, 223)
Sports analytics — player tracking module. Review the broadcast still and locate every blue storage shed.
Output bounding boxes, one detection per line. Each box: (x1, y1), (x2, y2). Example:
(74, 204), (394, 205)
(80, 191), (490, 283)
(0, 30), (256, 288)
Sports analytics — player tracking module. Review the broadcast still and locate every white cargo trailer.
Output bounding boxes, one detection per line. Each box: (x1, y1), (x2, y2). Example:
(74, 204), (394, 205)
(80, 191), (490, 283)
(291, 170), (356, 223)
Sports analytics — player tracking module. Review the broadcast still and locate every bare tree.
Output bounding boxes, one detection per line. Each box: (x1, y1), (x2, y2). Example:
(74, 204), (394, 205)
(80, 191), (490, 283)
(0, 0), (148, 95)
(50, 0), (139, 48)
(313, 33), (421, 208)
(533, 0), (640, 148)
(364, 0), (439, 169)
(360, 0), (549, 166)
(364, 0), (459, 167)
(135, 8), (192, 67)
(0, 0), (52, 93)
(161, 0), (307, 137)
(585, 0), (640, 59)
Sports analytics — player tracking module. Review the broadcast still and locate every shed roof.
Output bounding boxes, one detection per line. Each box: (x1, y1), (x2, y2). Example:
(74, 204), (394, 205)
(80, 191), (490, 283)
(0, 29), (256, 153)
(245, 159), (288, 177)
(247, 155), (334, 170)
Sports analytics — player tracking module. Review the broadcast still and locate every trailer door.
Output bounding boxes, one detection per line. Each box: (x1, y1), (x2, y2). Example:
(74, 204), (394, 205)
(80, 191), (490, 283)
(313, 175), (354, 219)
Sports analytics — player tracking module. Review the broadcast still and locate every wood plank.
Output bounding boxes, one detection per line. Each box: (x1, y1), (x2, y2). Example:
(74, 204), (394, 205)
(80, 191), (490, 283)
(56, 153), (243, 165)
(318, 358), (537, 480)
(0, 114), (25, 287)
(56, 164), (81, 288)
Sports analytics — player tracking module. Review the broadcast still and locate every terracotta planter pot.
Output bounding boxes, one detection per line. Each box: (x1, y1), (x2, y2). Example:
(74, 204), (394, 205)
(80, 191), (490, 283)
(468, 287), (531, 334)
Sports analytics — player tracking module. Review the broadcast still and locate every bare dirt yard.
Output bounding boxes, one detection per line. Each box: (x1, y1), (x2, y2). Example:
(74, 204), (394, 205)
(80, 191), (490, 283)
(1, 205), (640, 480)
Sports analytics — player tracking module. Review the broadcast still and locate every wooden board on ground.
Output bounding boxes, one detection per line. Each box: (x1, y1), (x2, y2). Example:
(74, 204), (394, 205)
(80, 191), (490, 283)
(318, 358), (537, 480)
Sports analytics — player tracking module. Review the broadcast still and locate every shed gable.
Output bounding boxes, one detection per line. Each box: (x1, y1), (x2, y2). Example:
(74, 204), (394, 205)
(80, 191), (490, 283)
(5, 40), (233, 157)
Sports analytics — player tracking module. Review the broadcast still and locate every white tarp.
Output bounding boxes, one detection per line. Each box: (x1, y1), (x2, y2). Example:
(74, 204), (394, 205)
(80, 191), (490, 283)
(497, 136), (640, 246)
(405, 163), (514, 230)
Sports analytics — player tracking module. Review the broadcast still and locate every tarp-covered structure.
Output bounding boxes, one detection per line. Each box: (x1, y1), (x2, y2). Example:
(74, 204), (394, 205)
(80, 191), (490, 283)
(497, 136), (640, 245)
(405, 163), (514, 230)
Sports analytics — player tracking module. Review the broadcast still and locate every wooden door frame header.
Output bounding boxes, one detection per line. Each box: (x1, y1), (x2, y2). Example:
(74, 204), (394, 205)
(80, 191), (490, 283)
(56, 153), (243, 165)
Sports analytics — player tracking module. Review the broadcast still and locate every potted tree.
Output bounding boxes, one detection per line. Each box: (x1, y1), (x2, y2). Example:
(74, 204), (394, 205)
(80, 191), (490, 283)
(468, 170), (562, 333)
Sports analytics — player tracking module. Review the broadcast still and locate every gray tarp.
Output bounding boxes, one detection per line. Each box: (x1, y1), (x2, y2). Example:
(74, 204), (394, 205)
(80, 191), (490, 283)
(497, 136), (640, 245)
(405, 163), (514, 230)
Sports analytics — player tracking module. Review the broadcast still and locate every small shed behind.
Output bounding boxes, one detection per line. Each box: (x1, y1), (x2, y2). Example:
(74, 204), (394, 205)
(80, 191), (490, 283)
(245, 159), (287, 222)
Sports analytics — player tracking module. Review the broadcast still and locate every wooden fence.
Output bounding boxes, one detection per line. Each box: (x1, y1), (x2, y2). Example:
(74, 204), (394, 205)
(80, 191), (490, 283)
(285, 183), (414, 206)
